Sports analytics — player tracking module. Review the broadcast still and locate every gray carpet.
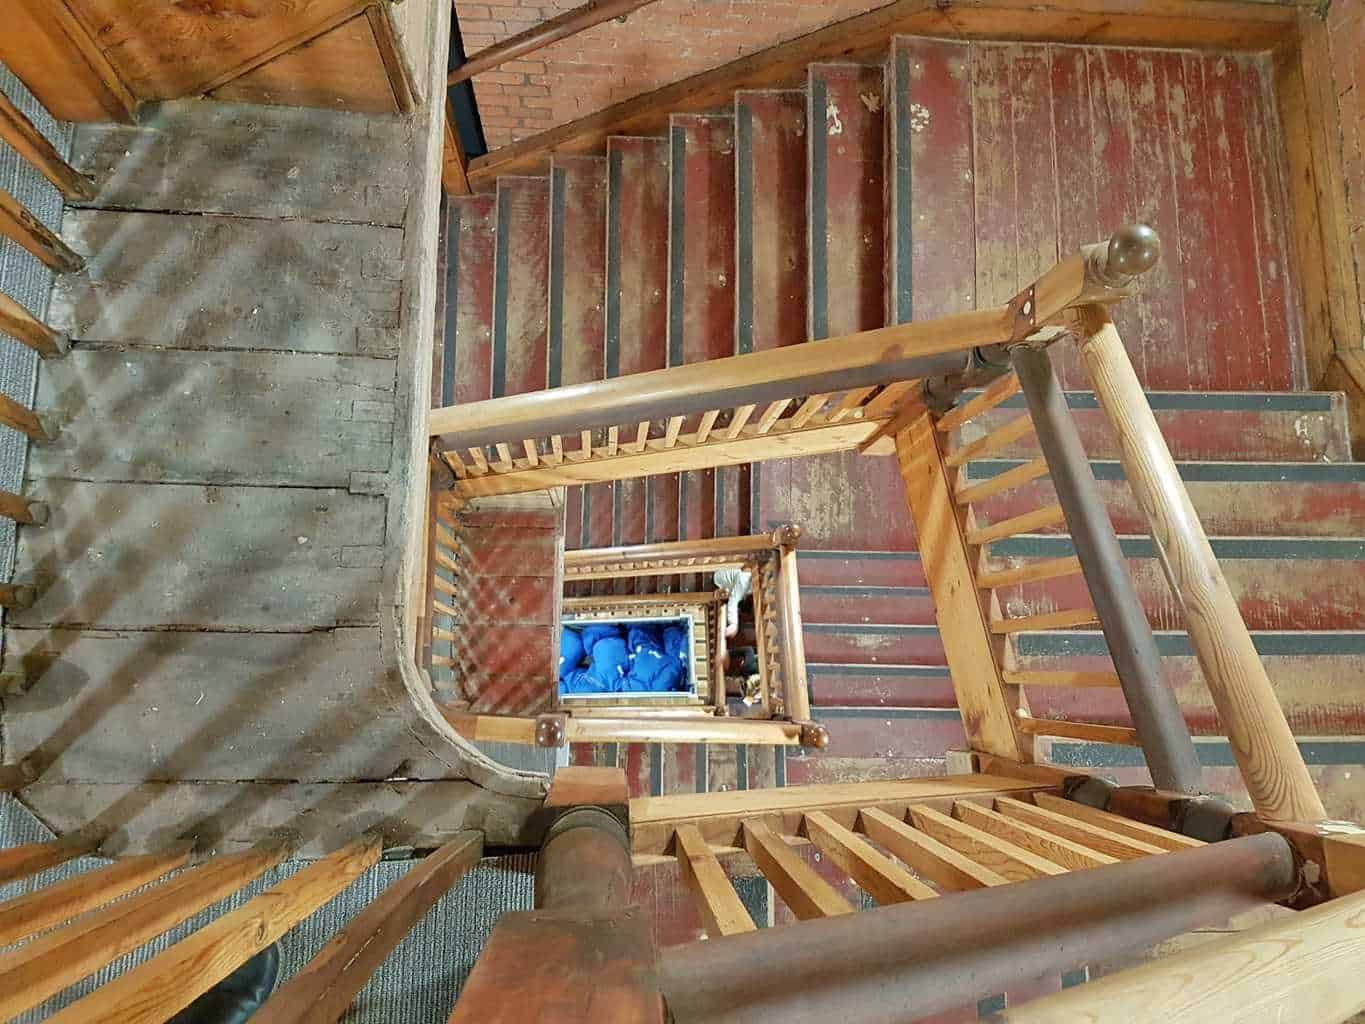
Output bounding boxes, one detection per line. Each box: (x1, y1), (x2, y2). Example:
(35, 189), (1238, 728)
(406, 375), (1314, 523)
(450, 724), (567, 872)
(1, 794), (534, 1021)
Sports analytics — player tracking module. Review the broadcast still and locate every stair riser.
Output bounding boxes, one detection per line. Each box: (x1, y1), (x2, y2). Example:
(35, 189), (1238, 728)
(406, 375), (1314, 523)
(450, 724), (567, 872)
(808, 665), (955, 708)
(801, 587), (935, 623)
(445, 195), (495, 406)
(955, 394), (1350, 463)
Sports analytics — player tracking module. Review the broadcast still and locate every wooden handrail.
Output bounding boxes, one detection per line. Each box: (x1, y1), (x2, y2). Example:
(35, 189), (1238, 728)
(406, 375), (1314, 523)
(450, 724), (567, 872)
(1076, 304), (1325, 822)
(563, 528), (794, 573)
(448, 0), (662, 86)
(430, 228), (1154, 454)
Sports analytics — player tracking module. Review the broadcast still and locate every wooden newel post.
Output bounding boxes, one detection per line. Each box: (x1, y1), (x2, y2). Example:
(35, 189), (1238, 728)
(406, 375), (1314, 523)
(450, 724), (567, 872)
(773, 524), (812, 725)
(1077, 305), (1325, 822)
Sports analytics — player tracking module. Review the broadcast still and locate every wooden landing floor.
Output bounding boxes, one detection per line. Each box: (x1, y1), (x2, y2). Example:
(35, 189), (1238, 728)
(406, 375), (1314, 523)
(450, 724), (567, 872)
(0, 102), (541, 857)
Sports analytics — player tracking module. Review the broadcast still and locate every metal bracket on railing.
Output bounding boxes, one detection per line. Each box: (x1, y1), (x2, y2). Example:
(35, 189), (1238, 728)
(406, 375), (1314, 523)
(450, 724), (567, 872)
(921, 343), (1015, 415)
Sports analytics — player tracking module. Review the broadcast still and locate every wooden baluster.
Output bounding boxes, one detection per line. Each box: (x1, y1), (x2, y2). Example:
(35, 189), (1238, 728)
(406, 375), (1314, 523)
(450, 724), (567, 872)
(1026, 793), (1203, 852)
(857, 807), (1008, 890)
(0, 835), (100, 885)
(742, 820), (853, 919)
(0, 842), (290, 1021)
(976, 555), (1081, 590)
(494, 442), (514, 469)
(895, 413), (1022, 759)
(725, 404), (755, 440)
(826, 386), (877, 423)
(548, 434), (564, 464)
(0, 186), (83, 273)
(467, 447), (489, 475)
(46, 836), (381, 1024)
(0, 289), (69, 358)
(695, 409), (720, 443)
(790, 393), (830, 428)
(632, 420), (650, 452)
(990, 607), (1098, 634)
(0, 843), (192, 947)
(1015, 716), (1139, 747)
(522, 439), (539, 467)
(944, 412), (1035, 467)
(0, 393), (55, 442)
(607, 425), (619, 456)
(755, 398), (792, 435)
(803, 811), (936, 902)
(952, 801), (1117, 870)
(1077, 305), (1325, 823)
(954, 456), (1049, 505)
(907, 804), (1065, 882)
(0, 488), (46, 525)
(253, 833), (481, 1023)
(935, 372), (1022, 433)
(674, 825), (755, 938)
(0, 90), (97, 201)
(965, 503), (1066, 545)
(0, 583), (35, 608)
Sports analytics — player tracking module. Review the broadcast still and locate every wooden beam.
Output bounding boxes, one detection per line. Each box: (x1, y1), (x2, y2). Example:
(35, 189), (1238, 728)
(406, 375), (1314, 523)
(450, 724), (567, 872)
(455, 416), (883, 497)
(1002, 670), (1122, 688)
(0, 186), (82, 273)
(0, 843), (192, 948)
(674, 825), (756, 938)
(450, 0), (662, 85)
(742, 820), (854, 920)
(776, 543), (811, 723)
(0, 836), (99, 885)
(442, 100), (472, 195)
(48, 836), (381, 1024)
(857, 806), (1008, 890)
(1004, 795), (1177, 857)
(0, 88), (95, 200)
(1078, 305), (1326, 822)
(0, 842), (289, 1021)
(7, 0), (138, 122)
(907, 804), (1065, 882)
(253, 834), (481, 1023)
(952, 801), (1118, 870)
(367, 3), (416, 114)
(803, 810), (937, 903)
(997, 889), (1365, 1023)
(0, 289), (68, 357)
(467, 0), (1297, 185)
(895, 414), (1022, 758)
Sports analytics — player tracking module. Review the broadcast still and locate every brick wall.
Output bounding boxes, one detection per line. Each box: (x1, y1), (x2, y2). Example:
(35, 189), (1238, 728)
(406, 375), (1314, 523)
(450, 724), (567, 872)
(454, 0), (875, 149)
(1327, 0), (1364, 336)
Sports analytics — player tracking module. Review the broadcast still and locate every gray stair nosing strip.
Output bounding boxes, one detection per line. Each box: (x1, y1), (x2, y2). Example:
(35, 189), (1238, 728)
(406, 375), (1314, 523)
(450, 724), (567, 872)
(992, 535), (1365, 561)
(982, 390), (1339, 412)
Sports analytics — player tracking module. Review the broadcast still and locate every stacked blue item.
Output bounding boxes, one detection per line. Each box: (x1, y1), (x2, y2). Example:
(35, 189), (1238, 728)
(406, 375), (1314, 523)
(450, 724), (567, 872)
(559, 620), (691, 694)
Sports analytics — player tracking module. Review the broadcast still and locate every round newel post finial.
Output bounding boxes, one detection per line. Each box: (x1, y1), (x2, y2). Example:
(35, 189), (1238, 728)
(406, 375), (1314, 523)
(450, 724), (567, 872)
(798, 721), (829, 750)
(535, 713), (567, 748)
(1107, 223), (1161, 278)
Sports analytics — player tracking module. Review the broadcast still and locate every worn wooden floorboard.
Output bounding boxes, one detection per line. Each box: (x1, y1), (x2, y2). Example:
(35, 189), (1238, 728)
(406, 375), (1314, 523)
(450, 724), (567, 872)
(69, 102), (411, 226)
(0, 627), (459, 784)
(50, 210), (404, 356)
(30, 349), (395, 487)
(12, 481), (385, 630)
(18, 781), (541, 857)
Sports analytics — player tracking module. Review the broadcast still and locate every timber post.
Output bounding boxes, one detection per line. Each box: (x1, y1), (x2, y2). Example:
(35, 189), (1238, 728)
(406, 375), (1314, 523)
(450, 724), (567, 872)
(450, 767), (663, 1022)
(1076, 304), (1325, 823)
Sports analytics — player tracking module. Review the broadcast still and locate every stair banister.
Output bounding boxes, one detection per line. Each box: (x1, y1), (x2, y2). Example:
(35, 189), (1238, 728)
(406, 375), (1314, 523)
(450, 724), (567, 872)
(1076, 303), (1326, 823)
(429, 226), (1154, 456)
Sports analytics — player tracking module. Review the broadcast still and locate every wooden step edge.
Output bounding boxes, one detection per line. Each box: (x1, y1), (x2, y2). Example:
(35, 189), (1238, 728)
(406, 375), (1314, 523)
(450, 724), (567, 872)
(966, 504), (1065, 546)
(1015, 717), (1139, 746)
(990, 607), (1099, 635)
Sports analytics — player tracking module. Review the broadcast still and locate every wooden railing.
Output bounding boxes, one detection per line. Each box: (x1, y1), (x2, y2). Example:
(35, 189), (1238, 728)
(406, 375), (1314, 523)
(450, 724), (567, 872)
(0, 815), (482, 1021)
(449, 762), (1365, 1022)
(430, 529), (823, 749)
(0, 82), (90, 615)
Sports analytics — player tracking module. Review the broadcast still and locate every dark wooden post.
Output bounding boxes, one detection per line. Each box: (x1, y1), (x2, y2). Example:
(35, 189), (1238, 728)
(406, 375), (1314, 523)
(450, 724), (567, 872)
(449, 767), (663, 1023)
(1010, 342), (1203, 795)
(0, 186), (83, 274)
